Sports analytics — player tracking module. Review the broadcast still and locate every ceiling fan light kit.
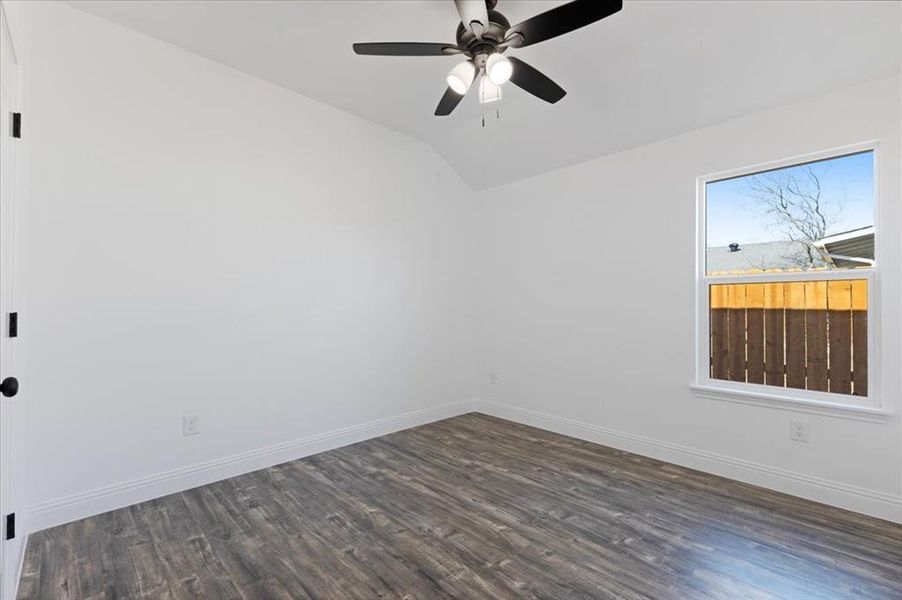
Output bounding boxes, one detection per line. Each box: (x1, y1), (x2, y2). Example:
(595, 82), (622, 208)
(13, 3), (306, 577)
(353, 0), (622, 117)
(485, 52), (512, 85)
(479, 76), (503, 104)
(447, 60), (476, 94)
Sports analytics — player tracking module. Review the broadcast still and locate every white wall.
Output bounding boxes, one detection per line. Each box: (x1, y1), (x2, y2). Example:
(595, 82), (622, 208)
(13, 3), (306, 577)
(20, 1), (478, 528)
(476, 75), (902, 522)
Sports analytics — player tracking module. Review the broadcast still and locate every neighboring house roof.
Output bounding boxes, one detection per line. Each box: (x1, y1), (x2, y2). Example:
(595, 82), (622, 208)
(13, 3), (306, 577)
(707, 240), (826, 274)
(813, 226), (874, 268)
(707, 227), (874, 274)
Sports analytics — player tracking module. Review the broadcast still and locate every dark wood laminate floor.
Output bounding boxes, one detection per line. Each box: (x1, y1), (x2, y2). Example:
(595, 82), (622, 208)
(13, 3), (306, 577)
(18, 413), (902, 600)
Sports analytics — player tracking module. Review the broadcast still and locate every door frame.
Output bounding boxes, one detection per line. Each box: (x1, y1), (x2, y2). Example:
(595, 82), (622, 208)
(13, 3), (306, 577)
(0, 1), (26, 597)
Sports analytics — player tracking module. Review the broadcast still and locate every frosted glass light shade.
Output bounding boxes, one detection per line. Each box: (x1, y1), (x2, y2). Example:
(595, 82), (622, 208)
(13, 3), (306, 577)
(486, 53), (512, 85)
(447, 61), (475, 95)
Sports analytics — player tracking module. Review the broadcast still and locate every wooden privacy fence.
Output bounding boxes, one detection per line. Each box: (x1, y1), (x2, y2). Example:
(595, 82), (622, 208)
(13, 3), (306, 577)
(709, 279), (867, 396)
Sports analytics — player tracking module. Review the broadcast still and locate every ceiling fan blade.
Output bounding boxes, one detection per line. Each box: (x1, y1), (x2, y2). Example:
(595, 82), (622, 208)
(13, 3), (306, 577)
(505, 0), (622, 49)
(435, 87), (467, 116)
(353, 42), (461, 56)
(508, 57), (566, 104)
(454, 0), (490, 36)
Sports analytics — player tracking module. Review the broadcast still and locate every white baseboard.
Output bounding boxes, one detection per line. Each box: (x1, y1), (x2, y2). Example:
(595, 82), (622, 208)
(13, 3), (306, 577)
(475, 399), (902, 524)
(27, 399), (477, 534)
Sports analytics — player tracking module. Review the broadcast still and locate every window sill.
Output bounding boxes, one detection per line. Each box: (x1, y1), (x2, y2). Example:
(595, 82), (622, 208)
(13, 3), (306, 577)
(689, 384), (893, 422)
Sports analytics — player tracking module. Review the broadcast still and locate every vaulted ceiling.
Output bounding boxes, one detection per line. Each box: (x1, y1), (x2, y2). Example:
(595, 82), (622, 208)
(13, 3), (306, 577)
(69, 1), (901, 189)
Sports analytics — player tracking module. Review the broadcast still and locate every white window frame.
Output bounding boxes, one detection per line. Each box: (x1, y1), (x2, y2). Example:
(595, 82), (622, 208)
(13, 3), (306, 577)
(691, 141), (891, 421)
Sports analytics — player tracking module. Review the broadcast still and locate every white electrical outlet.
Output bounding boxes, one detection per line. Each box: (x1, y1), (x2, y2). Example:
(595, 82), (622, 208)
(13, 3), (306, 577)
(790, 420), (810, 443)
(183, 414), (200, 437)
(490, 372), (499, 385)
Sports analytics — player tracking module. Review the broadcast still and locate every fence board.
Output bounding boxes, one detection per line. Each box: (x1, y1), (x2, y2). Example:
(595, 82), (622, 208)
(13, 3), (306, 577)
(784, 282), (806, 390)
(745, 284), (765, 384)
(763, 283), (784, 387)
(710, 285), (729, 380)
(827, 281), (853, 394)
(851, 280), (868, 396)
(804, 281), (828, 391)
(727, 284), (746, 382)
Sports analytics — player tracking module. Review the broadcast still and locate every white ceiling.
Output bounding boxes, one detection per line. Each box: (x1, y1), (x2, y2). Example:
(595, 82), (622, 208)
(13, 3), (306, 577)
(68, 1), (901, 189)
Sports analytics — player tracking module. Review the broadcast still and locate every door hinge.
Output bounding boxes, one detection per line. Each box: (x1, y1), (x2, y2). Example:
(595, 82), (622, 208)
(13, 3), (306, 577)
(12, 112), (22, 138)
(8, 312), (18, 338)
(4, 513), (14, 540)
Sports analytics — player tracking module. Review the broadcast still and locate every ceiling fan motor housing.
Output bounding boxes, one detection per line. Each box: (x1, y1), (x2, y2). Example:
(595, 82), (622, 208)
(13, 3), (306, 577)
(455, 9), (511, 59)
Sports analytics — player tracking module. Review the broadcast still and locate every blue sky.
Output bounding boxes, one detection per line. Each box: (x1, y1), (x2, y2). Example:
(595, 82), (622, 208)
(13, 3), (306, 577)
(706, 151), (874, 248)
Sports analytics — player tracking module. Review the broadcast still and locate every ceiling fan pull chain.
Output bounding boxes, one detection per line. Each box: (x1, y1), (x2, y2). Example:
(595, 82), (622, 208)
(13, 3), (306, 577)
(481, 85), (486, 128)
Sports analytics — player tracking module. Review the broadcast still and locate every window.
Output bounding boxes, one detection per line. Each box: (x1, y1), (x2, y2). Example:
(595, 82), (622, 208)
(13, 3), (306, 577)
(695, 145), (881, 413)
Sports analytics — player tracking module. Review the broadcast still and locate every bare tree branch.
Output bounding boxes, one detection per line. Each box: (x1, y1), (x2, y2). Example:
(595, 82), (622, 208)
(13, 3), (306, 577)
(742, 167), (839, 268)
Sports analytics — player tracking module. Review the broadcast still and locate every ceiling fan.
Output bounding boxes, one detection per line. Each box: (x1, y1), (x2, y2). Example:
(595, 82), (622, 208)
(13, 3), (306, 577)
(352, 0), (623, 116)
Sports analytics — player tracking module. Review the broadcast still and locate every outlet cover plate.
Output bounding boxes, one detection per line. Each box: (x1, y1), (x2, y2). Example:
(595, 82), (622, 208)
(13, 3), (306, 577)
(790, 420), (810, 443)
(183, 414), (200, 436)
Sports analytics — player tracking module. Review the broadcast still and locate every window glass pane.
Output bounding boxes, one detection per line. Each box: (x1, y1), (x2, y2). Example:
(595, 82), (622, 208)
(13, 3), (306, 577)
(706, 151), (874, 275)
(709, 279), (868, 396)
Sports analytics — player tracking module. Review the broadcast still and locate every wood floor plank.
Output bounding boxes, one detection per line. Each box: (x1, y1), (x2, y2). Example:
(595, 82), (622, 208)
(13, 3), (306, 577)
(18, 413), (902, 599)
